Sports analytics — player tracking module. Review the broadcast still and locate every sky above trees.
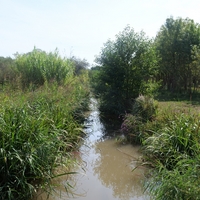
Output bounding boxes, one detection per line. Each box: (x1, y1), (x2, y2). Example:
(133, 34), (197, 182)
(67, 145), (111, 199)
(1, 0), (200, 65)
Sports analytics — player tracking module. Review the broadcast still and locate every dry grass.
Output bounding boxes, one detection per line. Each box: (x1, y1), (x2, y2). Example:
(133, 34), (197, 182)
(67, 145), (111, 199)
(158, 101), (200, 116)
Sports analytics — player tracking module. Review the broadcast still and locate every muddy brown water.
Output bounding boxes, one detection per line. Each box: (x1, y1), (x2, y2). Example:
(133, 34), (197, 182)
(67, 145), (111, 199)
(35, 98), (150, 200)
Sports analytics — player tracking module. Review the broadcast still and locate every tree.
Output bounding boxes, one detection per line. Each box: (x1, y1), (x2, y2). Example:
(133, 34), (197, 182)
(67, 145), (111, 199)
(94, 25), (158, 115)
(69, 56), (89, 75)
(190, 45), (200, 94)
(0, 57), (16, 88)
(155, 17), (200, 93)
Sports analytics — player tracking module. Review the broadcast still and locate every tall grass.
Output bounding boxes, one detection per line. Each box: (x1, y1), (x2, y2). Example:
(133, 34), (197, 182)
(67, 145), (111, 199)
(0, 89), (88, 200)
(120, 95), (200, 199)
(121, 95), (158, 143)
(147, 156), (200, 200)
(142, 109), (200, 199)
(0, 49), (90, 200)
(15, 47), (74, 90)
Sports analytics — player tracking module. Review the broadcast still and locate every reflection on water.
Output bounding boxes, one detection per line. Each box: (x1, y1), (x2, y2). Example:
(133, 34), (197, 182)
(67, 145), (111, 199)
(93, 140), (148, 200)
(34, 98), (150, 200)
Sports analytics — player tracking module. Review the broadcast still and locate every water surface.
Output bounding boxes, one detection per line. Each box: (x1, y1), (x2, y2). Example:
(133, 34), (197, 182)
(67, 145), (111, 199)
(35, 98), (149, 200)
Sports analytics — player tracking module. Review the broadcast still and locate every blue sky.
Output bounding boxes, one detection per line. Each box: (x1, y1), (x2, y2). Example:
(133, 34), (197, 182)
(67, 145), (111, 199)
(1, 0), (200, 65)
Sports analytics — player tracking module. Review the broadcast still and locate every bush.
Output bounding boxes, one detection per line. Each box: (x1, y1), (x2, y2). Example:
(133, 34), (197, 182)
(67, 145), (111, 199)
(121, 114), (142, 143)
(132, 95), (158, 122)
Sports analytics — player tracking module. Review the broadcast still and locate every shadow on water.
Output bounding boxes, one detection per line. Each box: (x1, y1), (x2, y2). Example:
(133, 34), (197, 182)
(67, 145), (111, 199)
(34, 98), (150, 200)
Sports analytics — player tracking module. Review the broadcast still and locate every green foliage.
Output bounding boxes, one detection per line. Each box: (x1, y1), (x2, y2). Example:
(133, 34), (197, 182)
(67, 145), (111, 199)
(155, 16), (200, 94)
(94, 25), (158, 115)
(89, 66), (101, 94)
(0, 51), (90, 199)
(121, 114), (142, 144)
(121, 95), (158, 143)
(0, 57), (17, 88)
(143, 113), (200, 168)
(132, 95), (158, 122)
(148, 157), (200, 200)
(139, 79), (161, 98)
(142, 112), (200, 199)
(15, 47), (74, 90)
(120, 94), (200, 199)
(0, 104), (64, 199)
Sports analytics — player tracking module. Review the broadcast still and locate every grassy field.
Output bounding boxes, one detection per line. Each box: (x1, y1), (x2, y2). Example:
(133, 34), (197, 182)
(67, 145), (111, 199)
(158, 100), (200, 114)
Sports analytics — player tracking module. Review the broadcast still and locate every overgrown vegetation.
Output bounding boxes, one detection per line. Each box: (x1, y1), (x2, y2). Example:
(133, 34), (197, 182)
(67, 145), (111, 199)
(91, 17), (200, 116)
(121, 96), (200, 199)
(2, 15), (200, 200)
(142, 103), (200, 199)
(90, 16), (200, 199)
(0, 48), (90, 200)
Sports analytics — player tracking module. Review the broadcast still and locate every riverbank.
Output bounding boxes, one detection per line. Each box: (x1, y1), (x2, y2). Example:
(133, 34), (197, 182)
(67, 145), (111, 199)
(123, 97), (200, 199)
(0, 84), (90, 200)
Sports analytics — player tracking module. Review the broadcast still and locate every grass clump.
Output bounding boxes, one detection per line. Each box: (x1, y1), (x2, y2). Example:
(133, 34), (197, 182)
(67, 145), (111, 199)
(142, 108), (200, 199)
(143, 113), (200, 168)
(132, 95), (158, 122)
(148, 157), (200, 200)
(121, 95), (158, 143)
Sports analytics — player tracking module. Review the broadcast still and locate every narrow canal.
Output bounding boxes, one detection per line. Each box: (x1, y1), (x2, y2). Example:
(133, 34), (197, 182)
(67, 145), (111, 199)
(36, 98), (150, 200)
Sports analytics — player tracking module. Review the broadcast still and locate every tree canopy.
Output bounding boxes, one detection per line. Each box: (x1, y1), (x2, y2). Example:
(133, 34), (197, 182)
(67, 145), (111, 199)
(155, 16), (200, 94)
(94, 25), (158, 115)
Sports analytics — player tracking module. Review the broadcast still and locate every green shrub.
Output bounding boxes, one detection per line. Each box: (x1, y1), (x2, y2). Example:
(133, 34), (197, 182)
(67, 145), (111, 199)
(121, 114), (142, 144)
(132, 95), (158, 122)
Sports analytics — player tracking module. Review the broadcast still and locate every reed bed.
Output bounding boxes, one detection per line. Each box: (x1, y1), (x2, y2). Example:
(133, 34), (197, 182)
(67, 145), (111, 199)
(0, 49), (90, 200)
(142, 102), (200, 199)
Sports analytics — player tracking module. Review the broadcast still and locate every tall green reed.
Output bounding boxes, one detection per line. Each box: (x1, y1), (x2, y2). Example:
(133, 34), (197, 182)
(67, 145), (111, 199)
(0, 47), (90, 199)
(15, 47), (74, 90)
(0, 78), (90, 200)
(142, 112), (200, 199)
